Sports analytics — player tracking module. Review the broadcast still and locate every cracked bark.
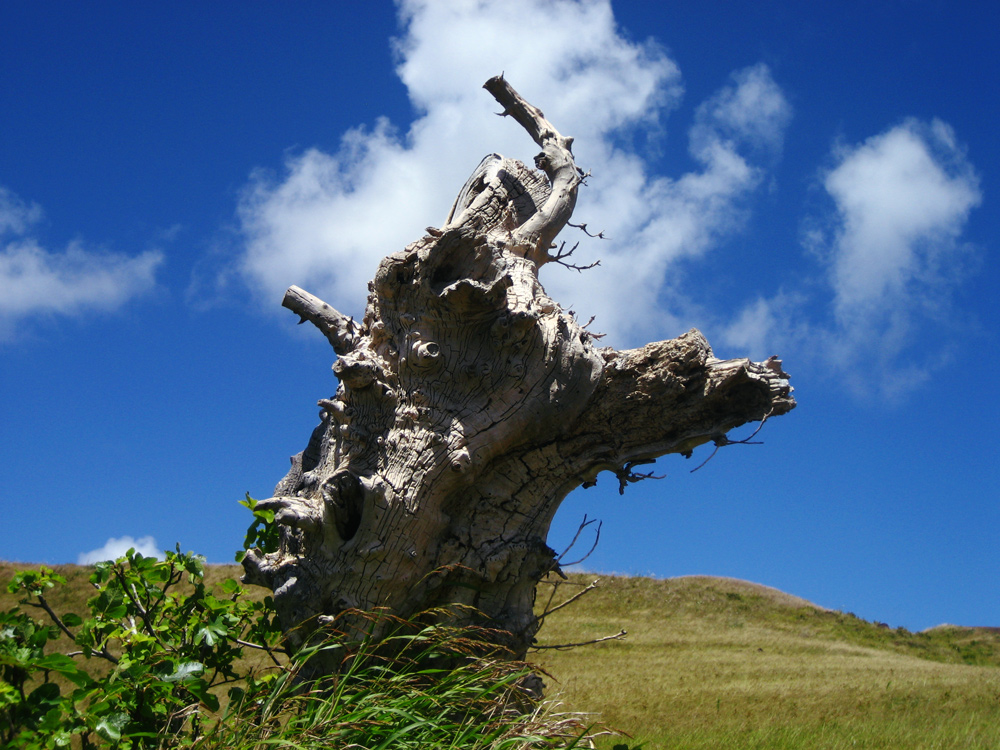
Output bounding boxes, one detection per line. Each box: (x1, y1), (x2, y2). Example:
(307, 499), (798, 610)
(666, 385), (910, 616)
(242, 76), (795, 658)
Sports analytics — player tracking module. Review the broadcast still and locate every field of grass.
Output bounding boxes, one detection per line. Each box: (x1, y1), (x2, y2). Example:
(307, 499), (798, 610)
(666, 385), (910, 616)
(531, 574), (1000, 748)
(4, 562), (1000, 749)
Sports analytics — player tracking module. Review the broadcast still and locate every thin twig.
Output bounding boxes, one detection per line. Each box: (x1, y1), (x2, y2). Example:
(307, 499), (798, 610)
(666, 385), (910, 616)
(615, 459), (666, 495)
(538, 580), (599, 622)
(555, 515), (598, 564)
(147, 560), (181, 624)
(34, 595), (77, 643)
(36, 594), (119, 665)
(234, 638), (286, 669)
(532, 629), (627, 651)
(549, 241), (601, 272)
(112, 565), (170, 652)
(560, 521), (602, 567)
(567, 221), (608, 240)
(690, 409), (773, 473)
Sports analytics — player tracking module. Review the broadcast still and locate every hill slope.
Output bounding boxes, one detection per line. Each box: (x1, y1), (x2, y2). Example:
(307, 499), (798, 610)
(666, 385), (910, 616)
(531, 573), (1000, 748)
(3, 563), (999, 748)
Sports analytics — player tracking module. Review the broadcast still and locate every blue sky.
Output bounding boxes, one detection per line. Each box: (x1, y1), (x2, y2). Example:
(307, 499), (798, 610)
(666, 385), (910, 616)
(2, 1), (997, 632)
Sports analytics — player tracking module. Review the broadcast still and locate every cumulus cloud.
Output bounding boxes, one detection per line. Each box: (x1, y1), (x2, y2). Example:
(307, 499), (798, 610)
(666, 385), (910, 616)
(0, 185), (163, 341)
(236, 0), (789, 347)
(235, 0), (981, 401)
(723, 119), (981, 398)
(77, 535), (164, 565)
(543, 61), (791, 342)
(824, 119), (980, 321)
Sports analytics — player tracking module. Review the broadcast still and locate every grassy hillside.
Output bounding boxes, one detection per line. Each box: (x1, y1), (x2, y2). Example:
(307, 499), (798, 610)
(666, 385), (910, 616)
(4, 562), (999, 749)
(531, 574), (1000, 748)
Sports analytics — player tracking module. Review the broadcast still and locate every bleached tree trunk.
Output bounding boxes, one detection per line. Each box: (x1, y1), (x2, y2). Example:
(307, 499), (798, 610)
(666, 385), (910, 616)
(242, 76), (795, 657)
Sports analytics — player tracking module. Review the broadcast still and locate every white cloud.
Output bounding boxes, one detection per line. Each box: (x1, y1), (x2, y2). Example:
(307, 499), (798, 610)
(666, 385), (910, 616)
(77, 535), (164, 565)
(0, 186), (43, 235)
(824, 119), (980, 322)
(235, 0), (789, 347)
(237, 0), (981, 402)
(689, 63), (792, 161)
(0, 185), (163, 340)
(722, 119), (981, 398)
(543, 62), (790, 343)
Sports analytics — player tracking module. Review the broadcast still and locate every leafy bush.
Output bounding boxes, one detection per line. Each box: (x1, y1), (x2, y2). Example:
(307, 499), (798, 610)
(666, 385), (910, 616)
(1, 500), (609, 749)
(2, 548), (282, 748)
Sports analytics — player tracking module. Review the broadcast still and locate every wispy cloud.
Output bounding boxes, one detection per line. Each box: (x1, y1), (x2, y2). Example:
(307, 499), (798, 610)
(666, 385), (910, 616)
(689, 63), (792, 161)
(235, 0), (789, 347)
(723, 119), (981, 398)
(77, 535), (164, 565)
(0, 185), (163, 341)
(0, 185), (43, 235)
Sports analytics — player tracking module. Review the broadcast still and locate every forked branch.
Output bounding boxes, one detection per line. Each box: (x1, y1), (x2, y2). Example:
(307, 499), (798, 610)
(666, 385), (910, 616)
(690, 408), (774, 473)
(483, 75), (582, 261)
(549, 241), (600, 272)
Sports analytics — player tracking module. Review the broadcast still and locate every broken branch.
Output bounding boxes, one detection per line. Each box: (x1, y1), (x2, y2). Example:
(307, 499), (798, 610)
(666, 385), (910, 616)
(282, 285), (361, 355)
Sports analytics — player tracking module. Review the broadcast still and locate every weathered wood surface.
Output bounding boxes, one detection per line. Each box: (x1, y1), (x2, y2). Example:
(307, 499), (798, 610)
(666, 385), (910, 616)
(242, 76), (795, 656)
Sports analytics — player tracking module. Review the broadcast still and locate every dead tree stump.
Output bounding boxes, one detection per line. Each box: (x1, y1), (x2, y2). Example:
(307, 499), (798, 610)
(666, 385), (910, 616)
(242, 76), (795, 657)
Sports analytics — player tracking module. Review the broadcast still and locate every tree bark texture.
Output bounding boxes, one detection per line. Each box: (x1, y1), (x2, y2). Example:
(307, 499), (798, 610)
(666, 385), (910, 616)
(242, 76), (795, 657)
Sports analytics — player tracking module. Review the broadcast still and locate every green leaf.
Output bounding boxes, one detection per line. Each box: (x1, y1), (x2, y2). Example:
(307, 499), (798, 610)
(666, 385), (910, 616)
(33, 654), (92, 687)
(35, 653), (76, 670)
(61, 612), (83, 627)
(0, 679), (22, 708)
(26, 681), (62, 713)
(96, 712), (129, 742)
(163, 660), (205, 683)
(185, 678), (221, 712)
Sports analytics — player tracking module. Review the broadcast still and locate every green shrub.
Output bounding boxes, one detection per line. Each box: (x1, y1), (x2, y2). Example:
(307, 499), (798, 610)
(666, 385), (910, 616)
(2, 548), (282, 748)
(1, 502), (605, 749)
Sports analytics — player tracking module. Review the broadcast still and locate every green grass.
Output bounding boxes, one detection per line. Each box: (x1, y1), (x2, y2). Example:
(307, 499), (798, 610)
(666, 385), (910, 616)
(192, 611), (594, 750)
(531, 574), (1000, 748)
(5, 562), (1000, 749)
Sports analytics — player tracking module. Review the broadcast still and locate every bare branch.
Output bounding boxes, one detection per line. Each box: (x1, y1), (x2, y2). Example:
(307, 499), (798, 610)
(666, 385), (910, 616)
(579, 315), (607, 341)
(483, 74), (581, 260)
(615, 459), (666, 495)
(548, 241), (601, 272)
(690, 409), (773, 473)
(282, 285), (361, 355)
(567, 221), (608, 239)
(537, 579), (599, 623)
(555, 514), (600, 565)
(558, 519), (602, 568)
(532, 628), (627, 651)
